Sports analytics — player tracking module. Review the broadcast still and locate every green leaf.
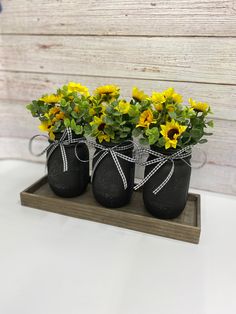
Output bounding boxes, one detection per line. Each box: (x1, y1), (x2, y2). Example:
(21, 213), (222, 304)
(75, 125), (83, 135)
(64, 118), (70, 128)
(190, 128), (202, 139)
(104, 116), (114, 125)
(113, 111), (121, 116)
(203, 131), (213, 136)
(70, 119), (77, 131)
(148, 135), (158, 145)
(199, 139), (208, 144)
(53, 120), (62, 132)
(168, 111), (177, 119)
(123, 127), (131, 132)
(60, 99), (67, 107)
(132, 128), (141, 137)
(158, 137), (166, 146)
(84, 124), (91, 135)
(26, 104), (32, 110)
(120, 133), (129, 138)
(207, 120), (214, 128)
(139, 137), (149, 145)
(67, 105), (73, 113)
(145, 127), (159, 138)
(71, 111), (79, 119)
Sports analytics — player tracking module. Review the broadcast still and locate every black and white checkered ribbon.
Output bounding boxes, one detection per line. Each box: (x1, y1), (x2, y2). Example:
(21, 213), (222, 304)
(134, 146), (192, 194)
(29, 128), (84, 172)
(85, 140), (136, 190)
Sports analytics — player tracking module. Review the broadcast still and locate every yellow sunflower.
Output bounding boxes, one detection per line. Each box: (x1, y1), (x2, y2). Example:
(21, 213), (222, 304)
(54, 111), (65, 121)
(38, 121), (55, 140)
(40, 94), (62, 103)
(189, 98), (209, 112)
(151, 91), (165, 111)
(94, 85), (120, 97)
(67, 82), (90, 96)
(97, 133), (111, 143)
(163, 88), (182, 104)
(74, 105), (79, 113)
(136, 109), (155, 128)
(151, 92), (165, 103)
(160, 119), (187, 149)
(90, 116), (104, 128)
(90, 116), (111, 143)
(89, 107), (96, 116)
(115, 100), (131, 114)
(132, 87), (148, 102)
(48, 107), (60, 116)
(166, 104), (175, 112)
(154, 103), (163, 111)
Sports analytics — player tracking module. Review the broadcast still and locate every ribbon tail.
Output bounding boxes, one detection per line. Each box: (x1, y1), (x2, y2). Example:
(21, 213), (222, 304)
(153, 160), (175, 195)
(91, 151), (107, 183)
(110, 150), (128, 190)
(60, 144), (68, 172)
(134, 159), (167, 191)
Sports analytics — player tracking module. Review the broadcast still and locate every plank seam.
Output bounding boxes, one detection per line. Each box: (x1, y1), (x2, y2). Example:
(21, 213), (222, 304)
(1, 70), (236, 87)
(1, 33), (236, 38)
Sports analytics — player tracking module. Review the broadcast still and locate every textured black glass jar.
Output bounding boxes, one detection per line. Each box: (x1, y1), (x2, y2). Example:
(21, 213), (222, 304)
(47, 133), (89, 198)
(92, 140), (135, 208)
(143, 146), (191, 219)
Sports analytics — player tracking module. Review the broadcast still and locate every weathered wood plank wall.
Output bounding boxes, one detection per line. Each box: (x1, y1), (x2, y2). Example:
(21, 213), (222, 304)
(0, 0), (235, 194)
(1, 0), (236, 36)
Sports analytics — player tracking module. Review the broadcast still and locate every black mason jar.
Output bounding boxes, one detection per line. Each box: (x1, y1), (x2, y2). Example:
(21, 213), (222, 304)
(47, 133), (89, 198)
(143, 146), (191, 219)
(92, 140), (135, 208)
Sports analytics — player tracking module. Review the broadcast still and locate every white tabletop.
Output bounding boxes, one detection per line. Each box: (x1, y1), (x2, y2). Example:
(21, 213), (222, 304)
(0, 160), (236, 314)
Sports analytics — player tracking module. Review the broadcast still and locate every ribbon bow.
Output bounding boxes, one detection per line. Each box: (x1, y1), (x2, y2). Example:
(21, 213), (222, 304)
(134, 146), (192, 194)
(89, 140), (135, 190)
(29, 128), (84, 172)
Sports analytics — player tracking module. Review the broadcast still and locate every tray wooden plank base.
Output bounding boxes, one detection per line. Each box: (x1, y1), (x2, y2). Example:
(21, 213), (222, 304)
(20, 176), (201, 244)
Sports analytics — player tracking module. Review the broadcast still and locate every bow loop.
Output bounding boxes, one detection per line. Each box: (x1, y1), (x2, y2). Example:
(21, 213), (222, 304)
(85, 139), (136, 190)
(29, 128), (85, 172)
(134, 146), (193, 194)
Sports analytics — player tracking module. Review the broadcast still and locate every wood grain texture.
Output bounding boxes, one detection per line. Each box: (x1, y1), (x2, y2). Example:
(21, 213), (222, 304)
(1, 35), (236, 84)
(190, 163), (236, 195)
(0, 71), (235, 120)
(1, 0), (236, 36)
(0, 0), (235, 197)
(20, 176), (201, 244)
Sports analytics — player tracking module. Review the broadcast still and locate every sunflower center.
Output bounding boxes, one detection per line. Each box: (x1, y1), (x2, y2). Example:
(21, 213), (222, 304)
(167, 128), (179, 140)
(133, 96), (141, 102)
(98, 123), (106, 131)
(102, 90), (113, 95)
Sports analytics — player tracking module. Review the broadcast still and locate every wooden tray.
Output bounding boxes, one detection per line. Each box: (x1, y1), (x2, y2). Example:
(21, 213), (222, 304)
(20, 176), (201, 244)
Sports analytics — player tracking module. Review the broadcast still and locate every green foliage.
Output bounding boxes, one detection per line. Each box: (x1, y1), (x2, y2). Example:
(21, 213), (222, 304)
(26, 83), (214, 147)
(86, 96), (140, 143)
(26, 83), (91, 139)
(134, 87), (214, 149)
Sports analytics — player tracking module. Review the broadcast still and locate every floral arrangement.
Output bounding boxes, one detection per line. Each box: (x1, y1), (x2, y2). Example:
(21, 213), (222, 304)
(86, 85), (139, 143)
(27, 82), (213, 148)
(26, 82), (90, 140)
(132, 87), (213, 149)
